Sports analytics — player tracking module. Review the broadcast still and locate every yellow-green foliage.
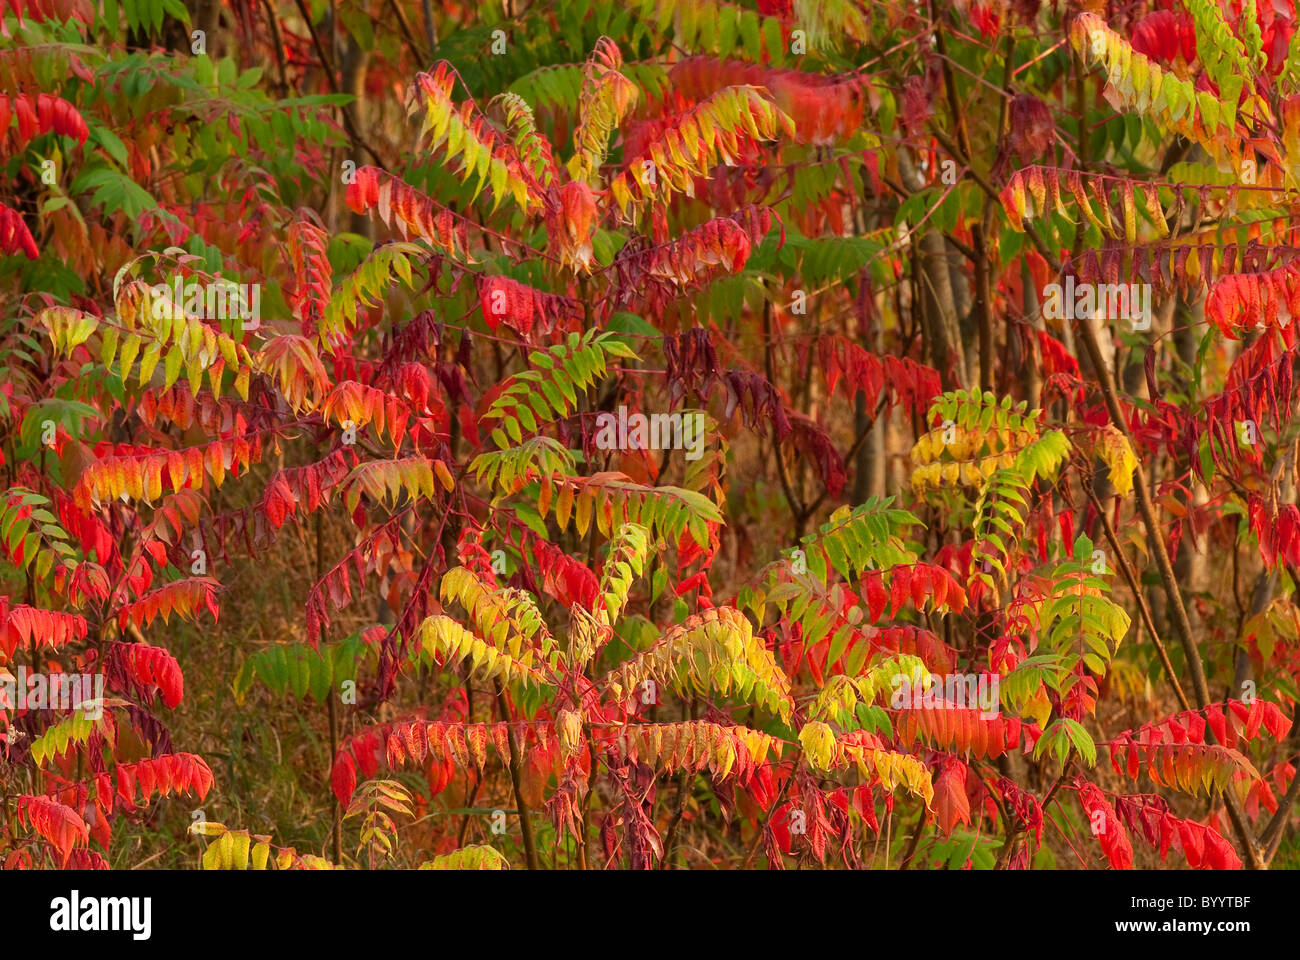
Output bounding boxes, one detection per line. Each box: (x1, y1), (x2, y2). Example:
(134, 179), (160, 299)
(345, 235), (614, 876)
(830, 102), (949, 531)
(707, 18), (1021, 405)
(603, 606), (794, 722)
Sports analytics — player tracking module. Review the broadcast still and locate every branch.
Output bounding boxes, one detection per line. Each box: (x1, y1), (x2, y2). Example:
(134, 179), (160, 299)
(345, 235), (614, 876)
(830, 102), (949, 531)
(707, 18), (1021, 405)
(494, 678), (540, 870)
(763, 298), (807, 533)
(1084, 483), (1190, 712)
(291, 0), (387, 167)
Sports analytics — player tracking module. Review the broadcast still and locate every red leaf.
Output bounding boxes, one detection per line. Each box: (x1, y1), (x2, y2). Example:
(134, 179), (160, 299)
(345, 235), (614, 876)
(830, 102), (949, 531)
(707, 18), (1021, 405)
(17, 795), (89, 867)
(888, 565), (910, 617)
(1077, 779), (1134, 869)
(0, 203), (39, 259)
(863, 570), (887, 622)
(933, 759), (971, 835)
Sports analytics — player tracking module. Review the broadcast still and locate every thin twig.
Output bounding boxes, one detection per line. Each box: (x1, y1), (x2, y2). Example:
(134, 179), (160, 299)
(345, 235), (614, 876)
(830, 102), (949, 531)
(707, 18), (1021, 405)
(1084, 484), (1190, 712)
(494, 679), (539, 870)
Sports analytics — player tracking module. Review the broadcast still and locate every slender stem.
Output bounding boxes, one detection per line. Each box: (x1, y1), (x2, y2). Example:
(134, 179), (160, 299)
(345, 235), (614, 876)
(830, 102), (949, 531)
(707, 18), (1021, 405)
(658, 768), (691, 870)
(259, 0), (288, 94)
(1072, 308), (1263, 868)
(456, 770), (482, 847)
(317, 502), (343, 866)
(897, 807), (928, 870)
(385, 0), (429, 63)
(1084, 484), (1190, 712)
(291, 0), (385, 166)
(494, 680), (539, 870)
(421, 0), (437, 52)
(763, 298), (806, 536)
(659, 701), (695, 869)
(934, 8), (1007, 391)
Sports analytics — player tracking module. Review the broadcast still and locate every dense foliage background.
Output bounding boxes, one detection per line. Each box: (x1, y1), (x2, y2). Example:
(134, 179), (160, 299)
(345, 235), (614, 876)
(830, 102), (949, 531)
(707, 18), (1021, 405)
(2, 0), (1300, 870)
